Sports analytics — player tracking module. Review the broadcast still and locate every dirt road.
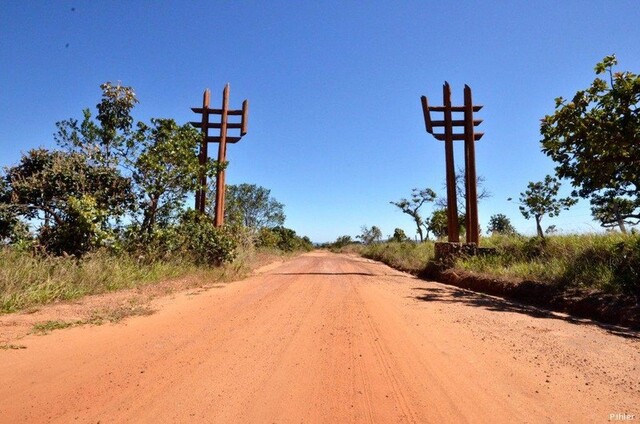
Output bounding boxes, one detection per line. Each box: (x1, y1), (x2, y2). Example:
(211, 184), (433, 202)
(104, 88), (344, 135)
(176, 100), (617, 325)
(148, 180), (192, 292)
(1, 251), (638, 423)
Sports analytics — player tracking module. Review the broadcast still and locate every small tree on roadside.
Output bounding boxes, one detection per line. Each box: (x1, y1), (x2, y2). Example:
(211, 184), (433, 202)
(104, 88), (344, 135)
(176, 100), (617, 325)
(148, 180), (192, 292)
(389, 228), (409, 243)
(331, 235), (353, 249)
(55, 81), (138, 168)
(589, 191), (639, 233)
(425, 208), (466, 239)
(132, 119), (204, 236)
(213, 183), (285, 230)
(518, 175), (576, 238)
(487, 214), (517, 235)
(390, 188), (436, 242)
(435, 167), (492, 214)
(357, 225), (382, 245)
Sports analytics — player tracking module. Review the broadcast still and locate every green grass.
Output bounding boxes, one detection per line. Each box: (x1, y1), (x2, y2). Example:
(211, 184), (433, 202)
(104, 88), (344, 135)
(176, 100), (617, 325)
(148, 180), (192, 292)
(457, 233), (640, 293)
(0, 248), (249, 314)
(87, 304), (155, 325)
(0, 243), (303, 314)
(28, 304), (156, 335)
(359, 241), (435, 273)
(31, 319), (76, 334)
(356, 233), (640, 295)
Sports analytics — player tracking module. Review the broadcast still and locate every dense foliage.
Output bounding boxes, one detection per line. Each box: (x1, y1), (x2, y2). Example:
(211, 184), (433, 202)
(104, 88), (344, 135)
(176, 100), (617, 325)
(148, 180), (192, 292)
(219, 183), (286, 230)
(357, 225), (382, 245)
(356, 234), (639, 296)
(487, 214), (517, 235)
(0, 82), (310, 268)
(541, 55), (640, 232)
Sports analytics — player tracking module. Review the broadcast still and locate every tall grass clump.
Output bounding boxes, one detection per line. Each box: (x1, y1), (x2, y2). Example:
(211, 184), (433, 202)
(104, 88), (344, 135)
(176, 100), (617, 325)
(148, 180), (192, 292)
(0, 248), (211, 313)
(457, 233), (640, 294)
(361, 241), (435, 273)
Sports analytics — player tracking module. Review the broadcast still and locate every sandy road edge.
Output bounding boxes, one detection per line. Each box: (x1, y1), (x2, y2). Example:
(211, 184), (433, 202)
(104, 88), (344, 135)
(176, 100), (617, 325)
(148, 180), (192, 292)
(355, 251), (640, 332)
(0, 251), (302, 346)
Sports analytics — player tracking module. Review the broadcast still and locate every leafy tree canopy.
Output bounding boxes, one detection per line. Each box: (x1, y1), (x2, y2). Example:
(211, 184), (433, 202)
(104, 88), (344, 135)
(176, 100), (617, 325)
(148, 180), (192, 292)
(426, 209), (465, 239)
(540, 55), (640, 229)
(219, 183), (285, 230)
(487, 213), (517, 235)
(2, 148), (133, 254)
(55, 82), (138, 167)
(357, 225), (382, 245)
(590, 190), (639, 233)
(332, 235), (353, 248)
(390, 228), (409, 243)
(132, 118), (204, 235)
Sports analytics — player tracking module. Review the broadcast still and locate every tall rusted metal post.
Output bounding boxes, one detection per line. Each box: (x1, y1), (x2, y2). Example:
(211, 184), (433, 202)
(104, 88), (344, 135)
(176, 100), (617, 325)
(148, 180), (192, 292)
(195, 89), (211, 212)
(190, 84), (249, 226)
(442, 82), (460, 242)
(464, 85), (481, 244)
(421, 82), (483, 245)
(214, 85), (230, 227)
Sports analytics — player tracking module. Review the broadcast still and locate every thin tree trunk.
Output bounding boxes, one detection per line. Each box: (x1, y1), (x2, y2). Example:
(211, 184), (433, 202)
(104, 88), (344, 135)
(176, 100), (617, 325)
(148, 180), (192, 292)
(535, 215), (544, 238)
(414, 217), (424, 242)
(617, 217), (627, 234)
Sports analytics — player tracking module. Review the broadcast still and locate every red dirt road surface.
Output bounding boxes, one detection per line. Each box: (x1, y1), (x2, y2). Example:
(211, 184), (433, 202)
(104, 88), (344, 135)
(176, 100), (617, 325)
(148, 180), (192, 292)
(1, 251), (638, 423)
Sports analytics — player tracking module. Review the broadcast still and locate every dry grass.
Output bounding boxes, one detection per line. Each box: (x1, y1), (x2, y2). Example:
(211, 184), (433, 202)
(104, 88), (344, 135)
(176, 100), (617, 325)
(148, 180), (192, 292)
(0, 245), (301, 315)
(357, 233), (640, 295)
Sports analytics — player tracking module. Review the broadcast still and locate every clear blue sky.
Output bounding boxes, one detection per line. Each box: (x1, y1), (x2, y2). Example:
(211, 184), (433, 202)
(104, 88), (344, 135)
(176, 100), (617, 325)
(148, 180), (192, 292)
(1, 1), (639, 242)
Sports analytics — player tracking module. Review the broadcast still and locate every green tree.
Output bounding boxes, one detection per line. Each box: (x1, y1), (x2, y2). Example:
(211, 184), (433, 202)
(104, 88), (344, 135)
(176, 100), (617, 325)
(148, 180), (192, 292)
(55, 82), (138, 168)
(132, 119), (204, 236)
(215, 183), (285, 230)
(590, 191), (639, 233)
(540, 55), (640, 228)
(257, 226), (312, 251)
(390, 228), (409, 242)
(426, 209), (466, 239)
(357, 225), (382, 245)
(518, 175), (576, 238)
(332, 235), (353, 248)
(487, 214), (517, 235)
(3, 149), (133, 255)
(175, 210), (237, 265)
(390, 188), (436, 242)
(427, 209), (447, 239)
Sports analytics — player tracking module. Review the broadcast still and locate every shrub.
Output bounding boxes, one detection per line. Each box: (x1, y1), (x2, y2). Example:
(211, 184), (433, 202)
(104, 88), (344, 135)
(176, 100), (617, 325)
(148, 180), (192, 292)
(257, 226), (313, 252)
(176, 210), (237, 265)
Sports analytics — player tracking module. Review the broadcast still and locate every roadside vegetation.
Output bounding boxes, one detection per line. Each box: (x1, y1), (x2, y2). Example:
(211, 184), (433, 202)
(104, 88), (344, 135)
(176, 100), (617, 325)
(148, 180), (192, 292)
(341, 56), (639, 301)
(346, 233), (639, 296)
(0, 83), (312, 314)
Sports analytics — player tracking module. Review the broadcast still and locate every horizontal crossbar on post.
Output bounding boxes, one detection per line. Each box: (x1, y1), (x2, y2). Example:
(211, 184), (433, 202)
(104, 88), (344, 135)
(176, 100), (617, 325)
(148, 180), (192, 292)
(430, 119), (483, 127)
(189, 122), (243, 129)
(432, 133), (484, 141)
(206, 136), (242, 144)
(190, 107), (244, 115)
(429, 105), (483, 112)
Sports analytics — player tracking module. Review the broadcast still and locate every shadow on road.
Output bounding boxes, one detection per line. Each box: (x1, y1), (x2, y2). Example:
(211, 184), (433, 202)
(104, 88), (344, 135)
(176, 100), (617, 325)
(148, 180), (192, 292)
(411, 286), (640, 340)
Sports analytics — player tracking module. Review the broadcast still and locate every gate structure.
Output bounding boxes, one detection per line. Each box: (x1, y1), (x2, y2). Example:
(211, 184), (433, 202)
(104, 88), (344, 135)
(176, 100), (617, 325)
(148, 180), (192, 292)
(190, 84), (248, 227)
(421, 82), (483, 244)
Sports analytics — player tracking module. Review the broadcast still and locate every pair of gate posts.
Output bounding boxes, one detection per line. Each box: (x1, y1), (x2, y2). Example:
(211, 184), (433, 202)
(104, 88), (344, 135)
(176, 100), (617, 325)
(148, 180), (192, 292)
(421, 82), (483, 245)
(190, 84), (248, 227)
